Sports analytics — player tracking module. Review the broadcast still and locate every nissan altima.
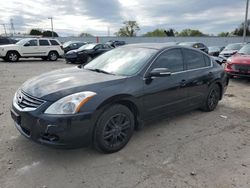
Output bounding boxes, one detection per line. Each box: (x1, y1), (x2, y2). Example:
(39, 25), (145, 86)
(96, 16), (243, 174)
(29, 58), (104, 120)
(11, 43), (229, 153)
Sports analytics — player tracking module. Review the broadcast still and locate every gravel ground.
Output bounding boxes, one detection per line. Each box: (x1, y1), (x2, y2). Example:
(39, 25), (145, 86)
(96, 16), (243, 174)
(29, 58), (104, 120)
(0, 59), (250, 188)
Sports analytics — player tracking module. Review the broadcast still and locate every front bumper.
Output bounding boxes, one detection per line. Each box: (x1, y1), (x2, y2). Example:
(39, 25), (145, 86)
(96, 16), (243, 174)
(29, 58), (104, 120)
(10, 105), (96, 148)
(225, 69), (250, 78)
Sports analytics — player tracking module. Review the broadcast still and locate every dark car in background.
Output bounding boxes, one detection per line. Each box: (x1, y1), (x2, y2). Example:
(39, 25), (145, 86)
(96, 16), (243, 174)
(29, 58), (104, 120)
(0, 37), (17, 45)
(11, 43), (228, 153)
(219, 43), (245, 59)
(179, 42), (209, 53)
(224, 44), (250, 78)
(208, 46), (225, 56)
(106, 40), (126, 48)
(65, 43), (113, 64)
(62, 41), (89, 53)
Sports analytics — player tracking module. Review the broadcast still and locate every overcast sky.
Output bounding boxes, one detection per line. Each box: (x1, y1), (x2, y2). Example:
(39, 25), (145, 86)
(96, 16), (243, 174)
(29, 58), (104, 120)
(0, 0), (247, 36)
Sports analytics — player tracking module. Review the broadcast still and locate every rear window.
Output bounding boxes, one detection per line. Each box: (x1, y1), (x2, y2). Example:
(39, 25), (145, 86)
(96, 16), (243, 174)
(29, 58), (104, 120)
(39, 40), (50, 46)
(183, 49), (206, 70)
(49, 40), (59, 45)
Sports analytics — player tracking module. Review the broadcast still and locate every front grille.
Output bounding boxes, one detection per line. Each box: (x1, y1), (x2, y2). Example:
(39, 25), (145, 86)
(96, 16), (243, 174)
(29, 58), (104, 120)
(233, 64), (250, 71)
(17, 90), (45, 109)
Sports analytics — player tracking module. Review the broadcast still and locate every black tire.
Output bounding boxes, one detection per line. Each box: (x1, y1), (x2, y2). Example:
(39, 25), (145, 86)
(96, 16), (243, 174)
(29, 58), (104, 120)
(94, 104), (135, 153)
(48, 51), (58, 61)
(6, 51), (19, 62)
(202, 84), (220, 112)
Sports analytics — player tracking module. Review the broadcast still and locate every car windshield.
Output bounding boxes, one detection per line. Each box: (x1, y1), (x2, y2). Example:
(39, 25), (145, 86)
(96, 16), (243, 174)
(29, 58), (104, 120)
(179, 42), (195, 47)
(16, 39), (31, 45)
(62, 41), (73, 48)
(78, 44), (96, 50)
(238, 45), (250, 55)
(84, 47), (157, 76)
(224, 43), (243, 50)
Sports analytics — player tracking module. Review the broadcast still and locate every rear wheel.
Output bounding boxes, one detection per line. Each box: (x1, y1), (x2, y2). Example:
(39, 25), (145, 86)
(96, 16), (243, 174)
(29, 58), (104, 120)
(94, 104), (135, 153)
(48, 51), (58, 61)
(6, 51), (19, 62)
(202, 84), (220, 112)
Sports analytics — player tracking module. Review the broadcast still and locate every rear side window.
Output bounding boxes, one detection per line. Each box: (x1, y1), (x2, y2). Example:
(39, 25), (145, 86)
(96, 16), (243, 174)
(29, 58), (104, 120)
(151, 49), (184, 72)
(39, 40), (50, 46)
(49, 40), (59, 45)
(203, 55), (211, 66)
(183, 49), (206, 70)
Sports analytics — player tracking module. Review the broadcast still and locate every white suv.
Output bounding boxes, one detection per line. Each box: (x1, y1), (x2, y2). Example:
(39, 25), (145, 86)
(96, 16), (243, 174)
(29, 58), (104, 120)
(0, 38), (64, 62)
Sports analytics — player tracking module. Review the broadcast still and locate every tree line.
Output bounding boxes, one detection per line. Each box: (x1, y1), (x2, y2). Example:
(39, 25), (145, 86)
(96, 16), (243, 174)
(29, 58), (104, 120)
(28, 20), (250, 37)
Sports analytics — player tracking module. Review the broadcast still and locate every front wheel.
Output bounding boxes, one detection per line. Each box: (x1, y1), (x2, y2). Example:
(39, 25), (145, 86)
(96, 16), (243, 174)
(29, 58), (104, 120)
(202, 84), (220, 112)
(6, 51), (19, 62)
(48, 51), (58, 61)
(94, 104), (135, 153)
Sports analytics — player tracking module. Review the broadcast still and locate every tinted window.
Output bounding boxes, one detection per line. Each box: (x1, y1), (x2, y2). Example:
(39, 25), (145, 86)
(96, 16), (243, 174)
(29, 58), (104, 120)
(49, 40), (59, 45)
(39, 40), (50, 46)
(28, 40), (38, 46)
(151, 49), (184, 72)
(204, 55), (211, 66)
(183, 49), (206, 70)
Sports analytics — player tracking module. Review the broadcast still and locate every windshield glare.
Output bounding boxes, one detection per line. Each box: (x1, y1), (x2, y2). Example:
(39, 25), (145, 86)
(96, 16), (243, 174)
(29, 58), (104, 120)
(16, 39), (30, 45)
(84, 47), (157, 76)
(224, 43), (243, 50)
(78, 44), (96, 50)
(238, 45), (250, 55)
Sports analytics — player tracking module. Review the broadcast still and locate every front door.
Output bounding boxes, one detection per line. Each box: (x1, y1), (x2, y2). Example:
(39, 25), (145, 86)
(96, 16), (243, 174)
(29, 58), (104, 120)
(22, 39), (39, 57)
(143, 48), (190, 119)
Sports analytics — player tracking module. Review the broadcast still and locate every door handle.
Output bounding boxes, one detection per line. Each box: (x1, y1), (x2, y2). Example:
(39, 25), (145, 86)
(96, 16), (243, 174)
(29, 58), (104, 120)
(180, 79), (186, 87)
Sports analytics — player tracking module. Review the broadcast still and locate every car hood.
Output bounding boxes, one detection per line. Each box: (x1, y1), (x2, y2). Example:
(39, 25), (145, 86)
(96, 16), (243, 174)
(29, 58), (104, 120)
(21, 67), (126, 101)
(230, 55), (250, 64)
(0, 44), (19, 48)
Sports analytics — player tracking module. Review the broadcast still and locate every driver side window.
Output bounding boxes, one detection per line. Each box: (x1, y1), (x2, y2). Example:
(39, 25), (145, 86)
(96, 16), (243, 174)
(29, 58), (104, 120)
(28, 40), (38, 46)
(151, 49), (184, 73)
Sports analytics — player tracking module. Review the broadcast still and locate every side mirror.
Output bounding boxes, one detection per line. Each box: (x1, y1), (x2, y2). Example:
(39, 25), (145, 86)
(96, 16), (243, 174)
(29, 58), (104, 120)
(24, 43), (30, 47)
(149, 68), (171, 77)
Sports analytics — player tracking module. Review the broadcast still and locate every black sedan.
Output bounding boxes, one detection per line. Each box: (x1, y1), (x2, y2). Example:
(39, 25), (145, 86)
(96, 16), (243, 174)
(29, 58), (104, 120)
(11, 44), (228, 153)
(62, 41), (88, 53)
(65, 43), (113, 64)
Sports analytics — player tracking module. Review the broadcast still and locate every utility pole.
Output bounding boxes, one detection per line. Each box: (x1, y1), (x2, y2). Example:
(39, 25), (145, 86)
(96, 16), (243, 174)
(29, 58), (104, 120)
(1, 24), (7, 36)
(10, 18), (15, 36)
(243, 0), (249, 42)
(48, 17), (54, 38)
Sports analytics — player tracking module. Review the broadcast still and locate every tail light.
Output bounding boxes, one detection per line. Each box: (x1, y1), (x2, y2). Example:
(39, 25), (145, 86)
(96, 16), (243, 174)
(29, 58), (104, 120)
(60, 45), (64, 50)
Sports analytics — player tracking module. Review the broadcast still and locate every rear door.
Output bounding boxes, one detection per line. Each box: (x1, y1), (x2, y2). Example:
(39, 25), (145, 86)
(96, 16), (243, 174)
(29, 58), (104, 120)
(38, 39), (51, 56)
(182, 49), (213, 107)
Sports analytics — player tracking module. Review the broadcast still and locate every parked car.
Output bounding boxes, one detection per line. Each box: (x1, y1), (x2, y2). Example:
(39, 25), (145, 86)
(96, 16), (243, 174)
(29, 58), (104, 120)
(62, 41), (88, 53)
(0, 38), (64, 62)
(11, 43), (228, 153)
(179, 42), (209, 53)
(208, 46), (225, 56)
(106, 40), (126, 48)
(224, 44), (250, 78)
(65, 43), (113, 64)
(219, 43), (245, 59)
(0, 36), (17, 45)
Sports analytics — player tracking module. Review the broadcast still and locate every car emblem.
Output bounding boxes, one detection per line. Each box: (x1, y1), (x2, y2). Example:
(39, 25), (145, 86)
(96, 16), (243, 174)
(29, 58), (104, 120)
(17, 92), (23, 104)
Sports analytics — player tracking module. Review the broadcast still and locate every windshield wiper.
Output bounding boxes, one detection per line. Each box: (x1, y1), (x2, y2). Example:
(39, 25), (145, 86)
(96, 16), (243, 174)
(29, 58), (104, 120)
(86, 68), (115, 75)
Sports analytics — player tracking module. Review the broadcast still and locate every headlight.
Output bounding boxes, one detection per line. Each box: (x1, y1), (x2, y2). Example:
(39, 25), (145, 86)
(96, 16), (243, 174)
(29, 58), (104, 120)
(45, 91), (96, 114)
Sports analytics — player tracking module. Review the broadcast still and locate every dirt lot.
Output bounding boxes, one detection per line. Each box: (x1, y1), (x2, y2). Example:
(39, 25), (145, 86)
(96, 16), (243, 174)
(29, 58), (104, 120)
(0, 59), (250, 188)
